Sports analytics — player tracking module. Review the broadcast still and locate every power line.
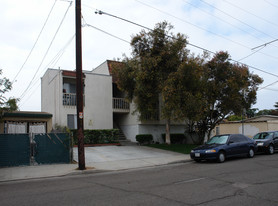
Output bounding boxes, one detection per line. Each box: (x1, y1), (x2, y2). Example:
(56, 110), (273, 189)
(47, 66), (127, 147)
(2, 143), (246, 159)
(264, 0), (278, 9)
(29, 34), (76, 95)
(85, 23), (130, 44)
(20, 33), (74, 107)
(20, 1), (72, 100)
(135, 0), (278, 61)
(258, 80), (278, 91)
(223, 0), (278, 29)
(252, 39), (278, 50)
(12, 0), (57, 84)
(94, 8), (278, 93)
(237, 46), (266, 61)
(199, 0), (277, 40)
(18, 81), (41, 108)
(94, 9), (278, 79)
(183, 0), (277, 48)
(134, 0), (250, 50)
(263, 88), (278, 92)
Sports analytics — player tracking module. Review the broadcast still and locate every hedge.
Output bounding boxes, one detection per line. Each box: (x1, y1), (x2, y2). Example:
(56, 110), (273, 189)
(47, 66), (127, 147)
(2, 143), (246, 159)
(162, 133), (186, 144)
(136, 134), (153, 145)
(71, 129), (119, 145)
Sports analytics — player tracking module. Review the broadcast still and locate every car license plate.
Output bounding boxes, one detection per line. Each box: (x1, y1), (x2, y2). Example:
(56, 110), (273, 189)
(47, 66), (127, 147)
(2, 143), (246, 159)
(195, 153), (200, 157)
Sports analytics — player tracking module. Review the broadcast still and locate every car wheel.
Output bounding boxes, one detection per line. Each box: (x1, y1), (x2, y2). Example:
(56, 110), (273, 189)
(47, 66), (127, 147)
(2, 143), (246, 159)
(248, 148), (255, 158)
(268, 144), (274, 155)
(218, 151), (225, 163)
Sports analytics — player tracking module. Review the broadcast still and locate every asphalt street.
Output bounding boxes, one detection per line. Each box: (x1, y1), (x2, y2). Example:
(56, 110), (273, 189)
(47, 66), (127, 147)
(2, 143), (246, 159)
(0, 153), (278, 206)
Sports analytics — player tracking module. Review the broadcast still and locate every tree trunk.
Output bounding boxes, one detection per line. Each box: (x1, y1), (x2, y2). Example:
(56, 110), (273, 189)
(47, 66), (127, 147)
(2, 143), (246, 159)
(165, 119), (171, 144)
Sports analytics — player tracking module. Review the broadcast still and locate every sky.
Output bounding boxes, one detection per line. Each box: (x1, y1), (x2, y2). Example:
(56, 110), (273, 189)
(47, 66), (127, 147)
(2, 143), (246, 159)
(1, 0), (278, 112)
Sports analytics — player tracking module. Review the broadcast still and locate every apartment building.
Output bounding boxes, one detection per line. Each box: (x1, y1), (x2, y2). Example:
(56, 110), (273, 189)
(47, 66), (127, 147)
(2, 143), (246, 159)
(41, 60), (186, 142)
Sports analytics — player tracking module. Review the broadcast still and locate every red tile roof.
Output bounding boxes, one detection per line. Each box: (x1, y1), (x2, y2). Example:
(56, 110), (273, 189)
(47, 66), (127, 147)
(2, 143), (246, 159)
(62, 70), (86, 78)
(107, 60), (124, 83)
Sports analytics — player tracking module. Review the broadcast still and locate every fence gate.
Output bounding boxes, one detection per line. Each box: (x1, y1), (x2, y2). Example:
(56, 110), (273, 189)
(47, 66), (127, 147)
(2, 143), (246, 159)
(0, 134), (30, 167)
(0, 133), (71, 167)
(33, 133), (71, 164)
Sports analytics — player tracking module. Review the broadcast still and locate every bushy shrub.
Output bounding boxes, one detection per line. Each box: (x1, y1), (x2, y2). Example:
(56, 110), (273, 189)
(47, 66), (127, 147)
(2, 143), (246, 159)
(136, 134), (153, 145)
(162, 133), (186, 144)
(71, 129), (119, 145)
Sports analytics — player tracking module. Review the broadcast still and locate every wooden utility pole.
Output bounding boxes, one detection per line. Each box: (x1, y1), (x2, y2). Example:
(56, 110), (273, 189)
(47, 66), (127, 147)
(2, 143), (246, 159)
(75, 0), (85, 170)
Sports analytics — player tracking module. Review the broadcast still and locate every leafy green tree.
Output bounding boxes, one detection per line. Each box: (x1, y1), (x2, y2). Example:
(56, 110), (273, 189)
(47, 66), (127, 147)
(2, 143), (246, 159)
(163, 54), (207, 143)
(274, 102), (278, 111)
(256, 109), (278, 116)
(113, 22), (188, 144)
(199, 52), (263, 141)
(0, 69), (19, 113)
(256, 109), (272, 116)
(163, 51), (263, 142)
(227, 115), (243, 121)
(270, 110), (278, 116)
(246, 108), (258, 118)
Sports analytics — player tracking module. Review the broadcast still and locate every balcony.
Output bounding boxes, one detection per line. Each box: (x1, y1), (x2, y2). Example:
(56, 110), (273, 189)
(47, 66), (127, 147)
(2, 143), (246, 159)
(113, 98), (130, 113)
(63, 93), (85, 107)
(63, 93), (76, 106)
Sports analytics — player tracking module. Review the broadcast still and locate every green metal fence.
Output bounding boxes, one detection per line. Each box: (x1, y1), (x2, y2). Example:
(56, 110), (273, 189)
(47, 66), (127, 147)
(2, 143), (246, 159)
(0, 133), (71, 167)
(34, 133), (71, 164)
(0, 134), (30, 167)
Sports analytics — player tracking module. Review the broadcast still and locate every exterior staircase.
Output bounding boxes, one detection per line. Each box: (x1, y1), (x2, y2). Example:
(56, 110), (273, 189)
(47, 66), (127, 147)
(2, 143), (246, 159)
(116, 126), (137, 146)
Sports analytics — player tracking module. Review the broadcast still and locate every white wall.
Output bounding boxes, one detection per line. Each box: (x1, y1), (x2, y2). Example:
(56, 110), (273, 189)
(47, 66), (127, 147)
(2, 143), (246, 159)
(41, 69), (62, 128)
(84, 73), (113, 129)
(92, 61), (109, 75)
(120, 123), (187, 143)
(41, 69), (113, 130)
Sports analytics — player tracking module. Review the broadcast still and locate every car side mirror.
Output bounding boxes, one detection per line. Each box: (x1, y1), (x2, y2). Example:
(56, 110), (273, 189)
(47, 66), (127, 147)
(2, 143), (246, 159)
(228, 141), (234, 144)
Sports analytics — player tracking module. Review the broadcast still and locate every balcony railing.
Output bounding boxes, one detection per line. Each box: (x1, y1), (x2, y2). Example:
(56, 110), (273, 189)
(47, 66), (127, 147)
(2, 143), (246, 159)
(113, 98), (130, 113)
(63, 93), (85, 106)
(63, 93), (76, 106)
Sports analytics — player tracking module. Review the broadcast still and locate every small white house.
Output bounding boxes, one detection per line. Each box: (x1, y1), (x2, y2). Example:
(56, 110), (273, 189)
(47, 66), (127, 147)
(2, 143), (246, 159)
(41, 60), (186, 142)
(212, 115), (278, 138)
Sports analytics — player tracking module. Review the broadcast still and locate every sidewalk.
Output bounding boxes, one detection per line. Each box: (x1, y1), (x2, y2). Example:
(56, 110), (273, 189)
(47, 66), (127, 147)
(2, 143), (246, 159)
(0, 146), (191, 182)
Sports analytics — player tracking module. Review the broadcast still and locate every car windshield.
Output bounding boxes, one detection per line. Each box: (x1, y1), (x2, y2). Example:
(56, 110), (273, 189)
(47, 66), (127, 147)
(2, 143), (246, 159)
(206, 135), (229, 145)
(253, 132), (273, 139)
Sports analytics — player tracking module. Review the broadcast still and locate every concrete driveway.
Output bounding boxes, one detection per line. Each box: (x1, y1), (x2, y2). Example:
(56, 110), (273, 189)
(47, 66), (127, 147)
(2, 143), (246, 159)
(73, 145), (190, 170)
(0, 145), (190, 182)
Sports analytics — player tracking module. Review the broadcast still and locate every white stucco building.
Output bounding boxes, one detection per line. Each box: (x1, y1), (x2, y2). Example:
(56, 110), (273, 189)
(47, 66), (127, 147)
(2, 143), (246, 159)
(41, 60), (186, 142)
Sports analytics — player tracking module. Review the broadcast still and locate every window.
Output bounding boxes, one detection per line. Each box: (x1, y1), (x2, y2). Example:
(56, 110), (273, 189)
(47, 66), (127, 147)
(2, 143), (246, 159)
(237, 135), (247, 142)
(273, 132), (278, 139)
(230, 135), (247, 143)
(6, 122), (27, 134)
(207, 135), (229, 144)
(29, 122), (46, 134)
(216, 127), (220, 135)
(254, 132), (274, 140)
(67, 114), (77, 129)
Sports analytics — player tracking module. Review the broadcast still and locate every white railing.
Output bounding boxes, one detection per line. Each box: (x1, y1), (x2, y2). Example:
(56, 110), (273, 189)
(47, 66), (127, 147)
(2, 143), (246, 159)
(63, 93), (85, 106)
(63, 93), (76, 106)
(113, 98), (130, 112)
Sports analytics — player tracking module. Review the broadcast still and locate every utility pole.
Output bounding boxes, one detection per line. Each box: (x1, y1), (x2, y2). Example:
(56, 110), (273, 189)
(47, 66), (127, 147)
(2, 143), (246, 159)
(75, 0), (85, 170)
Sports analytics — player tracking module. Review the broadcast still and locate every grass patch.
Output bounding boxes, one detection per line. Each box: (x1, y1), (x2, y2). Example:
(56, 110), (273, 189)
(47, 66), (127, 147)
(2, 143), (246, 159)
(147, 144), (199, 154)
